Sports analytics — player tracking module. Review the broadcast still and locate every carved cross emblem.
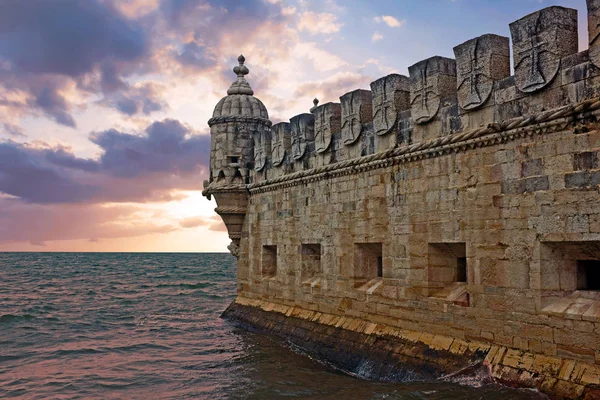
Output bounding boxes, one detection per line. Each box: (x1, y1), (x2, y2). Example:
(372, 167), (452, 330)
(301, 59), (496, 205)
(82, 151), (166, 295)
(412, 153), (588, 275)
(270, 123), (290, 167)
(341, 90), (371, 145)
(314, 103), (340, 153)
(454, 34), (509, 110)
(515, 15), (549, 90)
(371, 74), (409, 136)
(290, 114), (314, 161)
(509, 7), (575, 94)
(253, 131), (266, 171)
(461, 39), (486, 108)
(409, 59), (442, 124)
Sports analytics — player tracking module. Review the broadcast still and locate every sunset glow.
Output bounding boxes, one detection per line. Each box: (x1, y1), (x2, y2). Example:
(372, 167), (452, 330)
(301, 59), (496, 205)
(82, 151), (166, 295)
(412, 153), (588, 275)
(0, 0), (590, 252)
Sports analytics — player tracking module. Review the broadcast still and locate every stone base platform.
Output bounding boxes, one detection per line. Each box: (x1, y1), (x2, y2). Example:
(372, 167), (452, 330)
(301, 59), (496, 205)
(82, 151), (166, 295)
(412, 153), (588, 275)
(223, 297), (600, 400)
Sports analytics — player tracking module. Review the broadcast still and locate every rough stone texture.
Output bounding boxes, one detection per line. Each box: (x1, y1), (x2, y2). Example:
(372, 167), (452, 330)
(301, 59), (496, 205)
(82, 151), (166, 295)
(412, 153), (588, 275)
(409, 56), (457, 125)
(313, 102), (341, 154)
(454, 34), (510, 110)
(204, 6), (600, 400)
(340, 89), (373, 145)
(509, 6), (578, 93)
(588, 0), (600, 68)
(290, 113), (315, 161)
(371, 74), (410, 136)
(270, 122), (291, 168)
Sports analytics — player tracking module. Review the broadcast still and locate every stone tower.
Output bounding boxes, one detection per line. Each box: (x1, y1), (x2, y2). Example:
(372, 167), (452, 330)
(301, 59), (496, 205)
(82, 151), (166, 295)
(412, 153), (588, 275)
(202, 55), (271, 255)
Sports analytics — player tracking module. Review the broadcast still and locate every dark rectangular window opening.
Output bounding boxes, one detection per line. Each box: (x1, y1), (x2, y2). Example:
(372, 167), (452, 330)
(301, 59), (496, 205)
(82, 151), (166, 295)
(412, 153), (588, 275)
(354, 242), (383, 287)
(577, 260), (600, 290)
(262, 245), (277, 278)
(457, 257), (467, 283)
(300, 244), (321, 280)
(428, 243), (467, 287)
(230, 156), (238, 163)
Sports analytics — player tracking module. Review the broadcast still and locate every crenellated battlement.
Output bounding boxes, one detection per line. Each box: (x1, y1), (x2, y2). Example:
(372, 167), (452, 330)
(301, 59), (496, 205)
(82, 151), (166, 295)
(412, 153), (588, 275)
(208, 4), (600, 398)
(247, 4), (600, 188)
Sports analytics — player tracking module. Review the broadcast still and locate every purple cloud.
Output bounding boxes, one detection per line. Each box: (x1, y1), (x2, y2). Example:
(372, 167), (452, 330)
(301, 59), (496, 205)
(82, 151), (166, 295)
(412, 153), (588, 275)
(0, 119), (210, 204)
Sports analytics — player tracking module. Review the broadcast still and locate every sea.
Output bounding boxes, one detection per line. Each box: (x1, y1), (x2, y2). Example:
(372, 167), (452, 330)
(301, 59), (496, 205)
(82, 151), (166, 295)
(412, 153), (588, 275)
(0, 252), (548, 399)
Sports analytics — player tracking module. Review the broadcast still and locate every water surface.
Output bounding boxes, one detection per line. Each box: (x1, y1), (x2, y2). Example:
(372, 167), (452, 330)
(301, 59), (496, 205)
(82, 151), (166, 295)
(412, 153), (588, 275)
(0, 253), (546, 399)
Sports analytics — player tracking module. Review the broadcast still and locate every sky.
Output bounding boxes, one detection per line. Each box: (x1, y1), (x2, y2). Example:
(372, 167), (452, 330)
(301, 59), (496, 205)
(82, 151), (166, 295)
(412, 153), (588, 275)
(0, 0), (590, 252)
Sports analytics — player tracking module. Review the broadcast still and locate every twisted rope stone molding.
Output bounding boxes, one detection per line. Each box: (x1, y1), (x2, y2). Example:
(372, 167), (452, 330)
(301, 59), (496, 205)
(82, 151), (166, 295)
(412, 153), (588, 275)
(247, 97), (600, 195)
(208, 115), (272, 128)
(215, 206), (248, 215)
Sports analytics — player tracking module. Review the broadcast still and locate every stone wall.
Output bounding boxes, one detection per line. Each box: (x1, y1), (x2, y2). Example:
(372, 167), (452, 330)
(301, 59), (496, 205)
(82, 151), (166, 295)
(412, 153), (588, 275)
(205, 3), (600, 398)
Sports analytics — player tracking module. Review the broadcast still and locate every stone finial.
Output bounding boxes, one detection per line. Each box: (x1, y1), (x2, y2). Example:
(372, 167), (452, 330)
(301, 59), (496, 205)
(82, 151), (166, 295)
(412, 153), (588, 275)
(587, 1), (600, 67)
(314, 102), (342, 153)
(509, 7), (577, 94)
(227, 54), (255, 96)
(340, 89), (373, 145)
(290, 114), (315, 160)
(370, 74), (410, 136)
(408, 56), (457, 124)
(310, 98), (319, 113)
(271, 123), (291, 167)
(453, 34), (510, 111)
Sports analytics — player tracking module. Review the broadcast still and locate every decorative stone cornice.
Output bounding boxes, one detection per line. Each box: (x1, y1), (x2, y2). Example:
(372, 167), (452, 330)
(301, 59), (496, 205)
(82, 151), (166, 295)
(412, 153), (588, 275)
(207, 115), (272, 128)
(247, 97), (600, 194)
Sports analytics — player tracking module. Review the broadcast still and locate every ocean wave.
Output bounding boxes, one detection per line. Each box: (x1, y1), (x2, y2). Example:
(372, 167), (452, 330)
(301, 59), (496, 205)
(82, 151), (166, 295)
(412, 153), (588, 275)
(0, 314), (36, 324)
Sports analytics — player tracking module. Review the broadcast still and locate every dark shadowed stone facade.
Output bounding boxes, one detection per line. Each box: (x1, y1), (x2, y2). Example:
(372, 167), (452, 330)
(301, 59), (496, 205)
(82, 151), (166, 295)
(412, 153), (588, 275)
(203, 4), (600, 399)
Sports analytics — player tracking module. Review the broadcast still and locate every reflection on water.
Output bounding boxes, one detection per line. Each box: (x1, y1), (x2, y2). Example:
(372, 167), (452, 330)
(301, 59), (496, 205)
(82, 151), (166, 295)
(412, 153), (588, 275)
(0, 253), (546, 399)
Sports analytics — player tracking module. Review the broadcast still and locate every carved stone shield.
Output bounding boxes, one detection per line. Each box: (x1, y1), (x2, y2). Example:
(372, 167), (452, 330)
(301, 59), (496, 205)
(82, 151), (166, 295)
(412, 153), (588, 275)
(509, 6), (577, 93)
(454, 34), (510, 110)
(290, 113), (314, 161)
(370, 74), (409, 136)
(340, 89), (373, 145)
(314, 102), (341, 153)
(253, 131), (266, 171)
(270, 123), (291, 167)
(409, 56), (457, 125)
(587, 0), (600, 68)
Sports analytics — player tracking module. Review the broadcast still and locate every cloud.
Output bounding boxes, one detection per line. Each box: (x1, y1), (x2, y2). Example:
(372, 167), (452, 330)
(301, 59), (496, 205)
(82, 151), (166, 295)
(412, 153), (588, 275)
(0, 198), (178, 244)
(374, 15), (405, 28)
(0, 118), (210, 204)
(297, 12), (343, 35)
(372, 31), (384, 42)
(101, 82), (167, 116)
(293, 71), (373, 104)
(1, 123), (25, 138)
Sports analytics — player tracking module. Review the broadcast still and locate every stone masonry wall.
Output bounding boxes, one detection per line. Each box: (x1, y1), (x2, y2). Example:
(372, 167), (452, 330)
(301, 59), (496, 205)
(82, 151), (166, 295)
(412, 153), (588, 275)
(208, 3), (600, 398)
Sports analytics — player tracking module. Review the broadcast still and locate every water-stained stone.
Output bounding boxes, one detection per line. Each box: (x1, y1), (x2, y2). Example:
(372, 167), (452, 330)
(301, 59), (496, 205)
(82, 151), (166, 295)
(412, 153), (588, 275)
(371, 74), (410, 136)
(409, 56), (457, 124)
(340, 89), (373, 145)
(509, 6), (578, 94)
(454, 34), (510, 111)
(290, 113), (315, 161)
(587, 0), (600, 68)
(270, 123), (291, 167)
(314, 102), (341, 153)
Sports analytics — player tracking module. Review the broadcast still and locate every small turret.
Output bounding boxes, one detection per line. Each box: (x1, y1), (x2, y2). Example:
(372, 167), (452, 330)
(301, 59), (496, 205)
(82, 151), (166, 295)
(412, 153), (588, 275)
(203, 55), (271, 255)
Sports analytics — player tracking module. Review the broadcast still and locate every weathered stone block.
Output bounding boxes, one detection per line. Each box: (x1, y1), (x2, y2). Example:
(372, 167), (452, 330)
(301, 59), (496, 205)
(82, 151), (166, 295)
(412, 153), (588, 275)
(408, 56), (457, 124)
(314, 102), (341, 153)
(271, 122), (291, 167)
(290, 113), (315, 161)
(453, 34), (510, 110)
(340, 89), (372, 145)
(509, 6), (578, 93)
(370, 74), (410, 136)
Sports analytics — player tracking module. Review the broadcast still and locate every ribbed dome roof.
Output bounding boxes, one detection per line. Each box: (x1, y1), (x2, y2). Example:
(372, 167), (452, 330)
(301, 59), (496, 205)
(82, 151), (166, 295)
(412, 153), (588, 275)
(212, 94), (269, 119)
(211, 55), (269, 120)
